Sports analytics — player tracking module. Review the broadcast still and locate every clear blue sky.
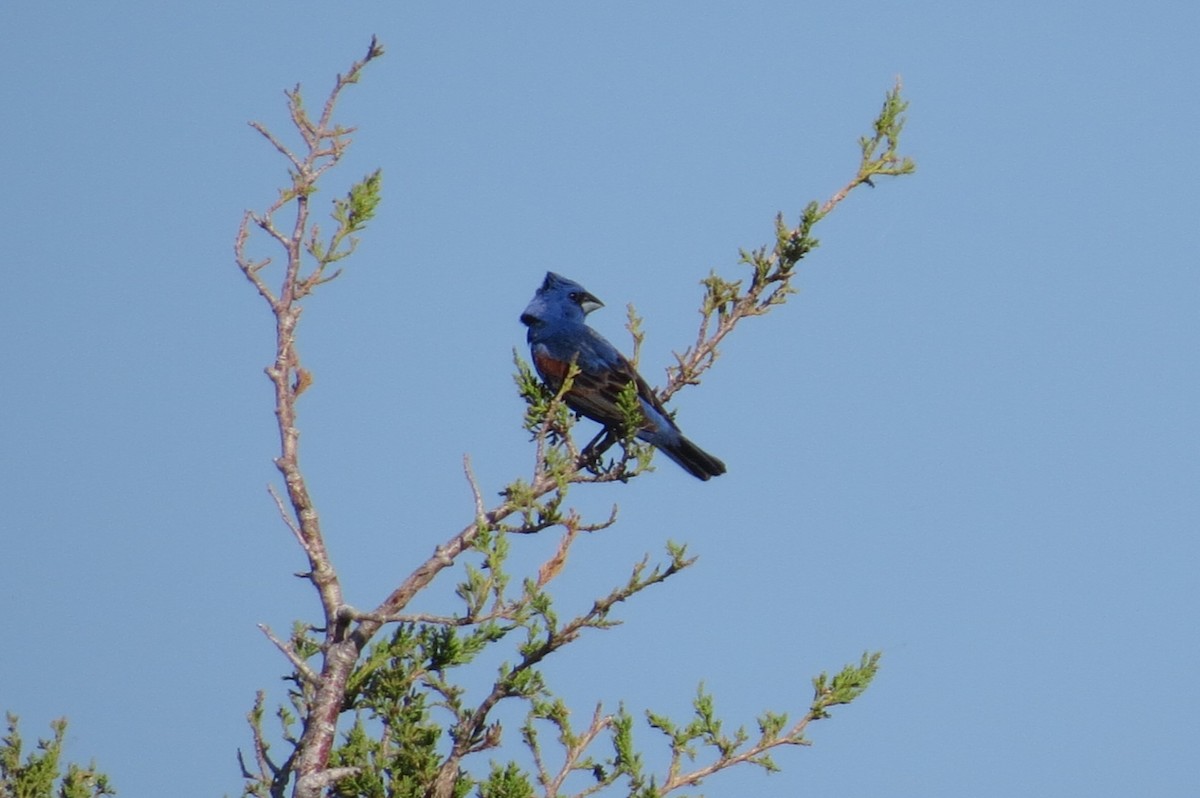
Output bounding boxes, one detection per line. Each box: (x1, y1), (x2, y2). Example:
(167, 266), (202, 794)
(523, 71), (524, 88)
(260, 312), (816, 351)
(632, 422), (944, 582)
(2, 3), (1196, 796)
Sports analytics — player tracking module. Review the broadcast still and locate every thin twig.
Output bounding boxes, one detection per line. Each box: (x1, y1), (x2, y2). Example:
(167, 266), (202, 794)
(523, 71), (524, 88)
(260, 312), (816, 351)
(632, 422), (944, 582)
(267, 482), (305, 550)
(258, 623), (320, 686)
(464, 454), (486, 522)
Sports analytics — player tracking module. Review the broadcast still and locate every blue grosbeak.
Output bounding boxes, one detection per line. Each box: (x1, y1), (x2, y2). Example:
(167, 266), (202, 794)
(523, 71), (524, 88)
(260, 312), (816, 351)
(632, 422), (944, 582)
(521, 272), (726, 480)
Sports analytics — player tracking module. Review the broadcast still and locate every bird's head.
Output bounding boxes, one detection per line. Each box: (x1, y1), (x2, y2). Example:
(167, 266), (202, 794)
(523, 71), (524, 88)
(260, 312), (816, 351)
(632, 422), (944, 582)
(520, 272), (604, 328)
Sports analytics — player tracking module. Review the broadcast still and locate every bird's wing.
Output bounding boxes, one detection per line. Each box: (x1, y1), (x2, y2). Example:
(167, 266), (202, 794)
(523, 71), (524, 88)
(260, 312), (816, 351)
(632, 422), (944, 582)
(533, 325), (675, 435)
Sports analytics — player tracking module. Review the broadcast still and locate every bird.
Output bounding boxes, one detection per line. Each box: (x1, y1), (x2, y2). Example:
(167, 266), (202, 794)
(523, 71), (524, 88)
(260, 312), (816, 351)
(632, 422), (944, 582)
(520, 272), (726, 481)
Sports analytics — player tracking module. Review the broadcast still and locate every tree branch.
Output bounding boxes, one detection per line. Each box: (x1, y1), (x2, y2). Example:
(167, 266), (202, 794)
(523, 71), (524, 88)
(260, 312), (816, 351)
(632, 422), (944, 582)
(238, 42), (910, 795)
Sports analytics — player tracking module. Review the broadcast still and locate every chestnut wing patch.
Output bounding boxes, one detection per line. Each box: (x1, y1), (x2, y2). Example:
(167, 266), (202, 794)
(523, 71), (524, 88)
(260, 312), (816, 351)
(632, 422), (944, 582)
(533, 349), (572, 389)
(533, 346), (668, 436)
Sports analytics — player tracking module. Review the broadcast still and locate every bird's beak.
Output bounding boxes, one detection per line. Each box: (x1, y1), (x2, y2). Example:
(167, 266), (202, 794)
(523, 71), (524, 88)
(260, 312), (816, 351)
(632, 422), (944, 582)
(579, 292), (604, 315)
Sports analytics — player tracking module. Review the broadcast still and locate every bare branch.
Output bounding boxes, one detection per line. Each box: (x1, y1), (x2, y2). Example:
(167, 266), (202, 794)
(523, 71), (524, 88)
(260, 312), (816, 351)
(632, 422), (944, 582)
(237, 38), (386, 798)
(464, 454), (486, 521)
(266, 483), (305, 550)
(295, 766), (361, 797)
(258, 624), (320, 686)
(248, 120), (305, 173)
(659, 714), (815, 795)
(659, 79), (914, 404)
(551, 705), (613, 798)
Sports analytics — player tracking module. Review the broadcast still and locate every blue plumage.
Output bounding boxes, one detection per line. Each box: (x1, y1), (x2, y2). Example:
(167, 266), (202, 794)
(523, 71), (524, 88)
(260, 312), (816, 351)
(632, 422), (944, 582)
(520, 272), (726, 480)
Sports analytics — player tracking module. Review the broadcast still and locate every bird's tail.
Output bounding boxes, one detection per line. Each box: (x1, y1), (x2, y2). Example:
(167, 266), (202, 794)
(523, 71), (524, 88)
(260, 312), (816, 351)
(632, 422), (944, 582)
(657, 435), (727, 481)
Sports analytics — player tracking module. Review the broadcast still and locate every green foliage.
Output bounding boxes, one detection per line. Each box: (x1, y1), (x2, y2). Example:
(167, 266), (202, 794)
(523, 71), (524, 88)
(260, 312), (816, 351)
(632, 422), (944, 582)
(858, 82), (916, 183)
(624, 304), (645, 368)
(512, 352), (577, 447)
(614, 380), (644, 443)
(313, 542), (703, 798)
(645, 684), (780, 785)
(291, 537), (881, 798)
(327, 624), (493, 798)
(313, 169), (384, 263)
(810, 652), (882, 720)
(327, 704), (462, 798)
(478, 763), (533, 798)
(0, 715), (114, 798)
(339, 169), (385, 235)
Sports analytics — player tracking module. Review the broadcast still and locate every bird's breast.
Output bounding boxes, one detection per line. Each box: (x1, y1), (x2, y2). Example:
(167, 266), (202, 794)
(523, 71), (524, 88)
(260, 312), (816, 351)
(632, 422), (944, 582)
(532, 347), (571, 388)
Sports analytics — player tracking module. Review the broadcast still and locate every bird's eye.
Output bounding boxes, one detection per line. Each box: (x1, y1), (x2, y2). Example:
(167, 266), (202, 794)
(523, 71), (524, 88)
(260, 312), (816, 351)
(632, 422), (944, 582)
(568, 292), (579, 302)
